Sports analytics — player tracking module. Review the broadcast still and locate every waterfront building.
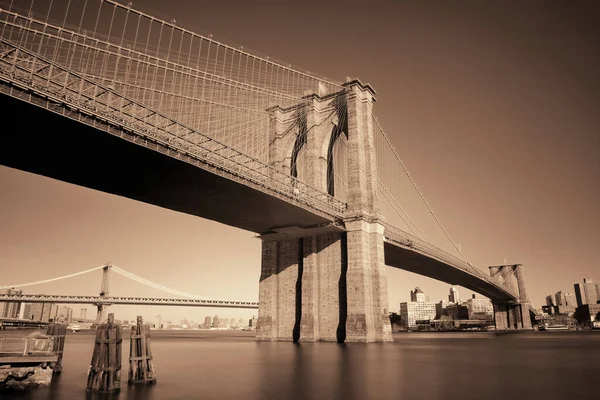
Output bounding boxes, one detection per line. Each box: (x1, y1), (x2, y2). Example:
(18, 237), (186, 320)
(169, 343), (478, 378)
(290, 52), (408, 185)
(555, 292), (566, 306)
(449, 286), (460, 303)
(30, 303), (53, 322)
(541, 305), (553, 315)
(0, 288), (22, 318)
(564, 292), (577, 307)
(445, 303), (469, 320)
(203, 315), (212, 328)
(574, 278), (599, 306)
(574, 304), (600, 326)
(80, 308), (88, 320)
(465, 295), (493, 319)
(436, 300), (450, 319)
(400, 301), (437, 327)
(545, 295), (554, 307)
(249, 315), (258, 330)
(555, 305), (576, 315)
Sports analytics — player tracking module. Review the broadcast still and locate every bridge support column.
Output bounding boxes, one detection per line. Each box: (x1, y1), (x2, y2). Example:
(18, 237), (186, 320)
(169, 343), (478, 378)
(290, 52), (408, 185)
(344, 220), (392, 342)
(492, 302), (530, 330)
(256, 233), (345, 342)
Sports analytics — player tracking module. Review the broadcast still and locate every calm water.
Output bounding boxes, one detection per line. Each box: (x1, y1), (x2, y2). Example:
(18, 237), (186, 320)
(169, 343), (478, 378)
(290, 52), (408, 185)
(2, 330), (599, 400)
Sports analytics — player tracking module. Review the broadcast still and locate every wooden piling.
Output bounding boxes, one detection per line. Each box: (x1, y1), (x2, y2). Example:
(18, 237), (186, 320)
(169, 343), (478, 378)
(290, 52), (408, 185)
(128, 316), (156, 384)
(86, 313), (122, 392)
(45, 322), (66, 373)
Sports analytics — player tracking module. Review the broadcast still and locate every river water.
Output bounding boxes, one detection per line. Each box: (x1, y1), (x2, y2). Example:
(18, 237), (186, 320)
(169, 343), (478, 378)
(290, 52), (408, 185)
(1, 330), (599, 400)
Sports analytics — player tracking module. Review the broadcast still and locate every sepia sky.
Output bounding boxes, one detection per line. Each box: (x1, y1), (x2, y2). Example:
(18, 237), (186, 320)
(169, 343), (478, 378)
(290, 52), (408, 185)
(1, 0), (598, 323)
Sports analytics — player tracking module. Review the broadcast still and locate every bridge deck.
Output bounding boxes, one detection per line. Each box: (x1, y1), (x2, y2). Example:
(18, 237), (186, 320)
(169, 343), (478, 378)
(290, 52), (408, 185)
(0, 93), (334, 235)
(384, 240), (516, 301)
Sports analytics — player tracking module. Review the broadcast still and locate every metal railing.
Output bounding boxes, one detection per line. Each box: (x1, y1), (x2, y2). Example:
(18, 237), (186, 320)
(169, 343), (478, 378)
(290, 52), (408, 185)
(0, 335), (55, 356)
(0, 38), (346, 219)
(383, 223), (519, 300)
(0, 294), (258, 309)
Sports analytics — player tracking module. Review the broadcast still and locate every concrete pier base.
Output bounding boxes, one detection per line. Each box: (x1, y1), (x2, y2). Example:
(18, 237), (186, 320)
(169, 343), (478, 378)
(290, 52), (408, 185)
(493, 302), (532, 330)
(256, 228), (392, 342)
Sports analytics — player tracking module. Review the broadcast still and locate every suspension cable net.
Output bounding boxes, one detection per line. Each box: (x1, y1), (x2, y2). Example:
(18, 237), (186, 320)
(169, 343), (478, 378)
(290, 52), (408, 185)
(0, 263), (217, 300)
(111, 265), (215, 300)
(373, 116), (469, 262)
(0, 0), (342, 166)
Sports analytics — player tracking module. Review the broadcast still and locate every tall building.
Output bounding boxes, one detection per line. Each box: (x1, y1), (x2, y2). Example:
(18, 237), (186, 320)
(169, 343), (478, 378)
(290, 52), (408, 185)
(400, 301), (437, 328)
(30, 303), (53, 322)
(545, 295), (554, 307)
(0, 288), (22, 319)
(410, 287), (429, 303)
(80, 308), (88, 320)
(249, 315), (258, 330)
(204, 315), (212, 328)
(555, 291), (566, 306)
(436, 300), (450, 319)
(564, 293), (577, 307)
(574, 278), (599, 306)
(448, 286), (460, 303)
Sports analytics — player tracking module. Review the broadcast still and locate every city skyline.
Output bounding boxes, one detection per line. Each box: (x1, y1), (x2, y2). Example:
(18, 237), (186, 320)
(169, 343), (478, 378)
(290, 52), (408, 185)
(1, 0), (598, 323)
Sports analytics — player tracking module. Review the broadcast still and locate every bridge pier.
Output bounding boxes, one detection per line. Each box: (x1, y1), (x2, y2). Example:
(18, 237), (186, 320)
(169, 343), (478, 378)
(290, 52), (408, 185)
(256, 233), (345, 342)
(489, 264), (532, 330)
(493, 302), (531, 330)
(256, 227), (391, 342)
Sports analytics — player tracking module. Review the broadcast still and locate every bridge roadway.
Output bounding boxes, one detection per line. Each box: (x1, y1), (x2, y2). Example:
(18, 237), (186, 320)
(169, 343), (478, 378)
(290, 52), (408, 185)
(0, 294), (259, 309)
(0, 40), (518, 304)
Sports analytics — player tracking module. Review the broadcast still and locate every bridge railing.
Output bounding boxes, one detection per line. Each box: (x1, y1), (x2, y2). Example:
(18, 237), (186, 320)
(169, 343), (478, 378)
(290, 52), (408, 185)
(0, 336), (55, 356)
(0, 36), (346, 218)
(383, 223), (518, 299)
(0, 294), (259, 309)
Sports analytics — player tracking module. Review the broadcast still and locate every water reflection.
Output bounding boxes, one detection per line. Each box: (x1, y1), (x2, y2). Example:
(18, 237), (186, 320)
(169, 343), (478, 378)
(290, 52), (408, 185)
(1, 331), (599, 400)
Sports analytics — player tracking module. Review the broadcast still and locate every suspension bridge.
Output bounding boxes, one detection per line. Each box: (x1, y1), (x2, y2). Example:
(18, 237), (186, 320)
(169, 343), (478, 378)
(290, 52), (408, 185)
(0, 0), (533, 341)
(0, 263), (259, 326)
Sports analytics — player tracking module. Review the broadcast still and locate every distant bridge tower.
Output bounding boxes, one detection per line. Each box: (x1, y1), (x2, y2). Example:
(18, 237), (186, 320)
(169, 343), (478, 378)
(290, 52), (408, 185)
(488, 264), (532, 330)
(256, 79), (392, 342)
(95, 264), (112, 325)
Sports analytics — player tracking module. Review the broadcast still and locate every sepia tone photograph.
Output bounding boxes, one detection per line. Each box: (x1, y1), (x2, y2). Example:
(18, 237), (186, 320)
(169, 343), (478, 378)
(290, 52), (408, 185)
(0, 0), (598, 399)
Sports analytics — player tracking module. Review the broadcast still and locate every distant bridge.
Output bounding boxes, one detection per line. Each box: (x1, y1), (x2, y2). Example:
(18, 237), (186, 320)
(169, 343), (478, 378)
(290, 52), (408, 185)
(0, 294), (258, 309)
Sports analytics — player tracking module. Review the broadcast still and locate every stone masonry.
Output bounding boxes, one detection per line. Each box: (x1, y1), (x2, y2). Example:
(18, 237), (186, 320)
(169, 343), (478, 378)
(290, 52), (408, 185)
(256, 79), (392, 342)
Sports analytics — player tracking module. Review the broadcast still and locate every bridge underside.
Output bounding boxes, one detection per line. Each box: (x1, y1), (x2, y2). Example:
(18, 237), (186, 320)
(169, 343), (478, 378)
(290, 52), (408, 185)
(0, 94), (333, 234)
(384, 242), (515, 301)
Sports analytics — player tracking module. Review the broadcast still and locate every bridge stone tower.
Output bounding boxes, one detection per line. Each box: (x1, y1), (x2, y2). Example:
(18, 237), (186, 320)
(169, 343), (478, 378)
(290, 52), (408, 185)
(488, 264), (532, 330)
(256, 79), (392, 342)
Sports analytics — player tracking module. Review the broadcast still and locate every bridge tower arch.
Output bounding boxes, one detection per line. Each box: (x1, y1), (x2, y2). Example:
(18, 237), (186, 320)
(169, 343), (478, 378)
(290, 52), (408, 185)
(489, 264), (532, 330)
(258, 79), (392, 342)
